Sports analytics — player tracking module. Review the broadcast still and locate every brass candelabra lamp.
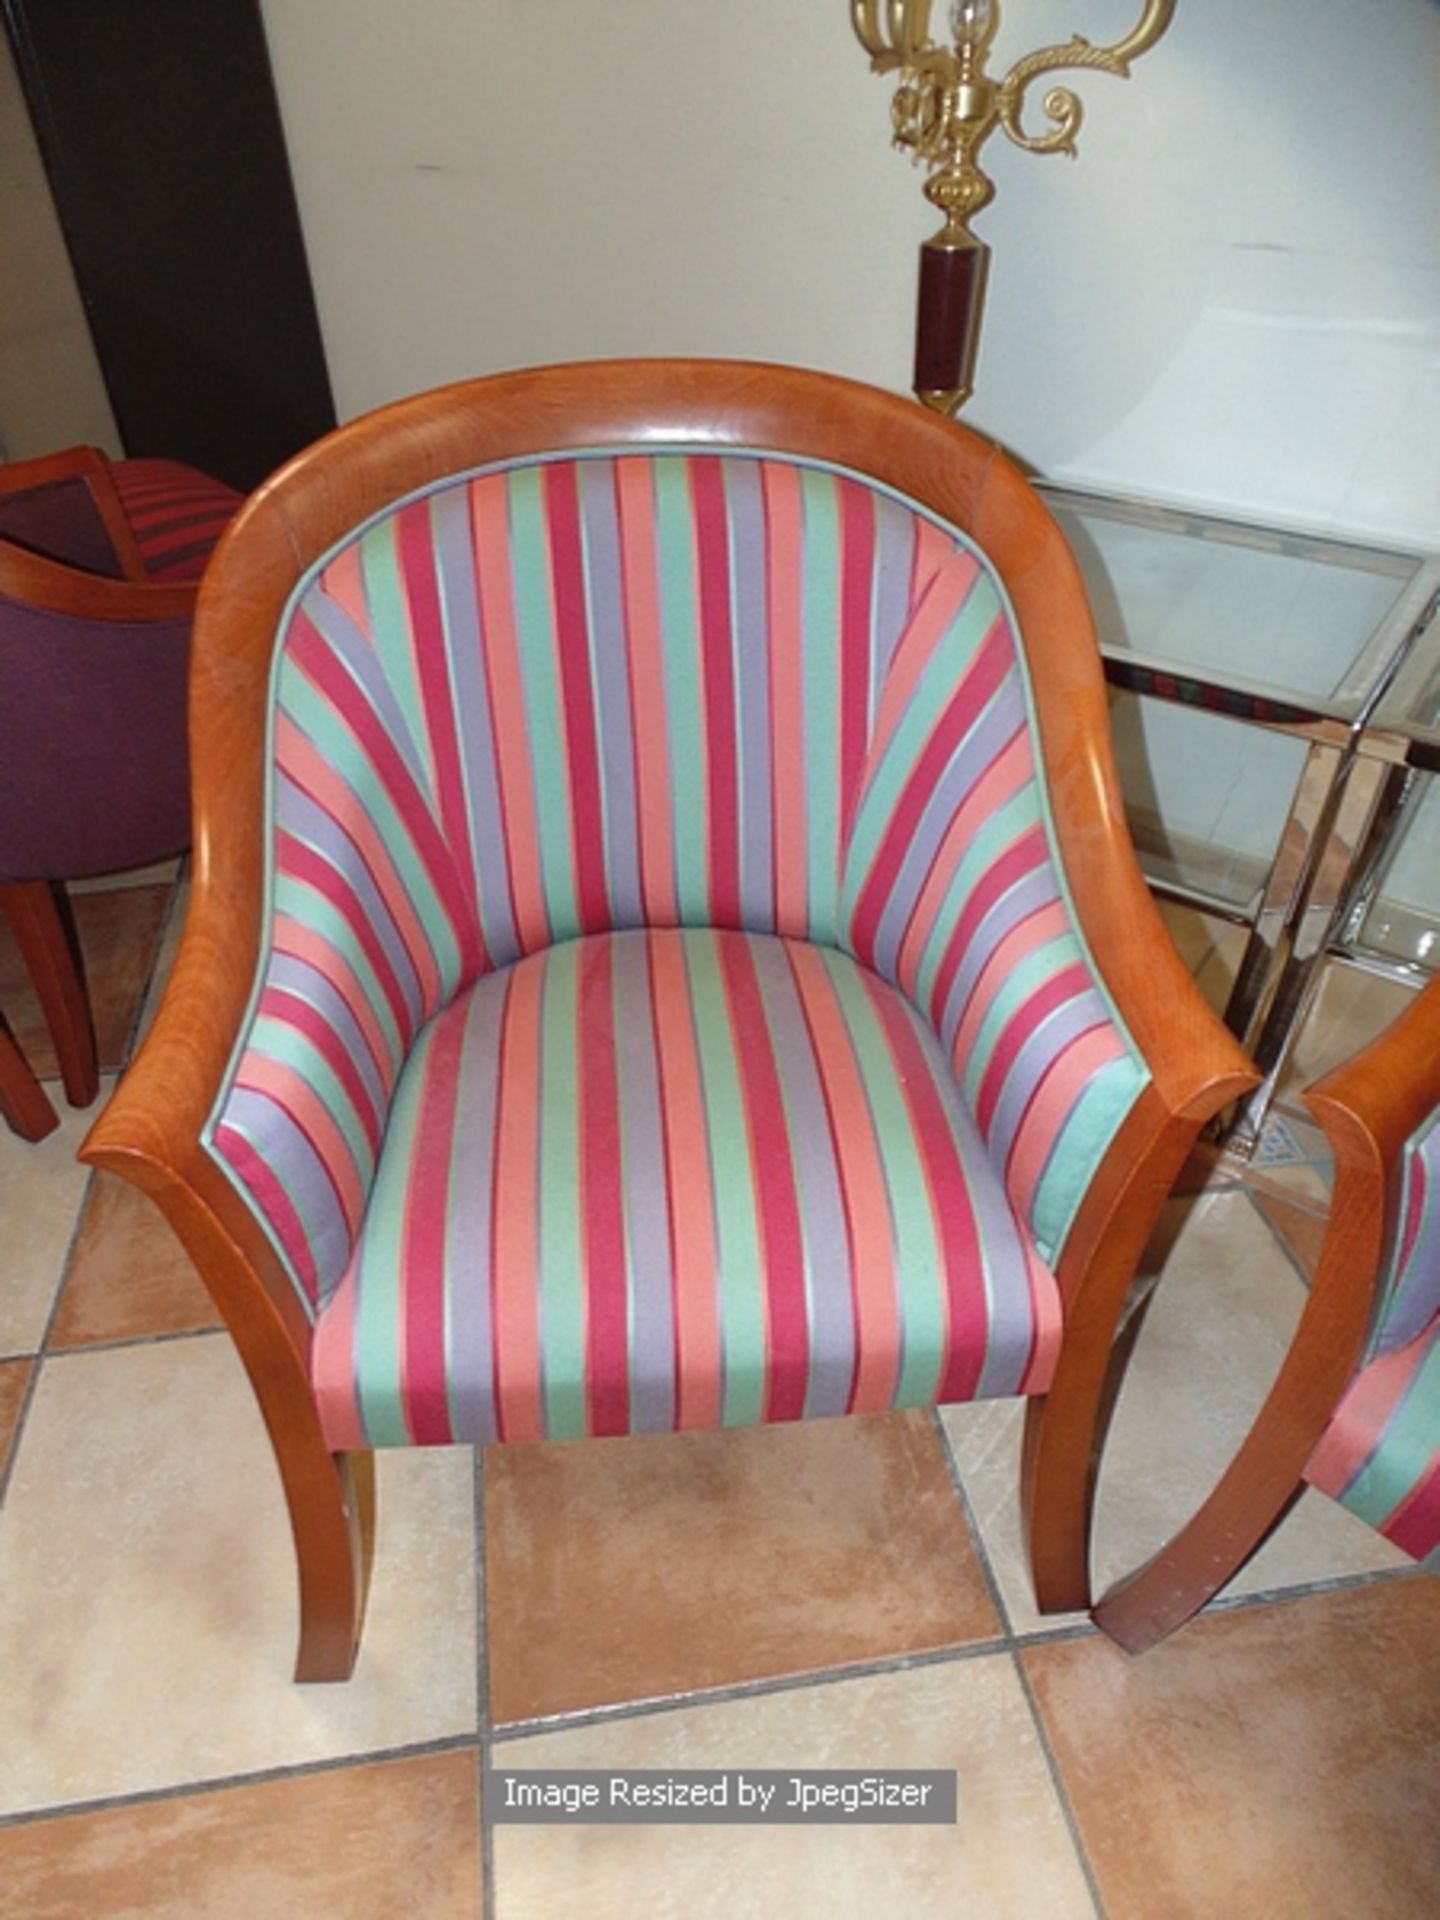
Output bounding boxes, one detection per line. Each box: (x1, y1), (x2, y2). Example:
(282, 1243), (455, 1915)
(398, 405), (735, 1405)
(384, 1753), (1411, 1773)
(852, 0), (1176, 413)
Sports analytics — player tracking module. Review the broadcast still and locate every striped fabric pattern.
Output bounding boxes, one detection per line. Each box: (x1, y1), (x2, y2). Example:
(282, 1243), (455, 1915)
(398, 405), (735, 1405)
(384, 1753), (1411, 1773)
(839, 549), (1146, 1259)
(310, 927), (1063, 1448)
(1365, 1108), (1440, 1360)
(1304, 1107), (1440, 1570)
(1306, 1323), (1440, 1571)
(205, 447), (1149, 1437)
(112, 459), (242, 581)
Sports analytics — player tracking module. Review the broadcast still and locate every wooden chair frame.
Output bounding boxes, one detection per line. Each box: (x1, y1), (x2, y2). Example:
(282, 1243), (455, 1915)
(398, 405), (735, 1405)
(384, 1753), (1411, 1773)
(81, 361), (1255, 1679)
(0, 444), (150, 585)
(1094, 969), (1440, 1651)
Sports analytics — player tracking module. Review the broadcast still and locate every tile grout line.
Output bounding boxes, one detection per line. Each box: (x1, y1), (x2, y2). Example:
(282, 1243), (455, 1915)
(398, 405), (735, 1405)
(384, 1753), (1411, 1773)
(1, 867), (197, 1511)
(929, 1406), (1029, 1651)
(930, 1408), (1112, 1915)
(1196, 1559), (1420, 1615)
(116, 863), (189, 1076)
(36, 1323), (224, 1365)
(487, 1632), (1015, 1745)
(0, 1151), (100, 1512)
(474, 1449), (497, 1920)
(0, 1356), (43, 1512)
(0, 1321), (223, 1368)
(0, 1562), (1413, 1837)
(0, 1733), (480, 1833)
(1239, 1178), (1325, 1290)
(1011, 1651), (1111, 1920)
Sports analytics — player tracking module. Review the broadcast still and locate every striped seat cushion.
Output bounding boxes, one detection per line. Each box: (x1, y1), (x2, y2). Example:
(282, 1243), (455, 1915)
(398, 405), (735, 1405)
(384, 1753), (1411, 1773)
(310, 927), (1063, 1448)
(1306, 1320), (1440, 1571)
(111, 458), (242, 581)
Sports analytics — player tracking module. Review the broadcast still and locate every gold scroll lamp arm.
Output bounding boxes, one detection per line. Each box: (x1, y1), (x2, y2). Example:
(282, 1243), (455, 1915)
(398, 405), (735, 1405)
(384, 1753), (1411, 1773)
(852, 1), (1176, 413)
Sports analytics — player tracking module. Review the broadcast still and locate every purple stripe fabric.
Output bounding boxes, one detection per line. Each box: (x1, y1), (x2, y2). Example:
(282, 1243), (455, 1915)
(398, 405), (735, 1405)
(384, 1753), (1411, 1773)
(266, 950), (390, 1122)
(987, 991), (1113, 1169)
(441, 976), (506, 1441)
(579, 460), (645, 930)
(872, 677), (1030, 989)
(277, 772), (427, 1028)
(223, 1085), (351, 1283)
(430, 487), (520, 969)
(938, 865), (1062, 1049)
(612, 934), (677, 1432)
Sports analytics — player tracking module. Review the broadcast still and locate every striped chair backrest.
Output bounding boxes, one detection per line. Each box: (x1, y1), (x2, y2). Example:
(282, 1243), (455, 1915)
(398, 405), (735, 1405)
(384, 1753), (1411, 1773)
(206, 449), (1148, 1316)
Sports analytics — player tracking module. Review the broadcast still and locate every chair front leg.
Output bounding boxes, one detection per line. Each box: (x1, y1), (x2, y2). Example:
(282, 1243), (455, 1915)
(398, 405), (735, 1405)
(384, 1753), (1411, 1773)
(1022, 1352), (1109, 1617)
(1021, 1093), (1217, 1616)
(1091, 1143), (1382, 1652)
(286, 1443), (374, 1683)
(228, 1341), (372, 1683)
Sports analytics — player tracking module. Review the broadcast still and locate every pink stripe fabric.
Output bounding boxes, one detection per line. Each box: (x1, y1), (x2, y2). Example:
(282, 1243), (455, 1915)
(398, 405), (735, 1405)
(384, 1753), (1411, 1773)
(111, 457), (241, 580)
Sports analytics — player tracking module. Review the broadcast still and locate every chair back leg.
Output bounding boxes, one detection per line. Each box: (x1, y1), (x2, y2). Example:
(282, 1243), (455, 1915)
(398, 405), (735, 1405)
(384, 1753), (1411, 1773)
(0, 1019), (58, 1140)
(0, 881), (99, 1108)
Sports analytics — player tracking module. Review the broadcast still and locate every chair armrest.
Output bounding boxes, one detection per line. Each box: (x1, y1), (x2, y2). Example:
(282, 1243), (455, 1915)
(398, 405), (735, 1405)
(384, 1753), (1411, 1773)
(0, 444), (110, 492)
(1305, 971), (1440, 1173)
(0, 540), (195, 620)
(0, 444), (149, 582)
(1303, 972), (1440, 1359)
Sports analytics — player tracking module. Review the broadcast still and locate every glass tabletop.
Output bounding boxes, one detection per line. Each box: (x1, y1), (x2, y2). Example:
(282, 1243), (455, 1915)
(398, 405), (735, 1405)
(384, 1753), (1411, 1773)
(1039, 485), (1434, 719)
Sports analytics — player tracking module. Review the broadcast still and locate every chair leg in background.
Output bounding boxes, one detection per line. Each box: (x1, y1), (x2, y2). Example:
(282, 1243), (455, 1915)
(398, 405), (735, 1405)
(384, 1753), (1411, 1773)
(1017, 1093), (1250, 1620)
(0, 881), (99, 1108)
(0, 1019), (59, 1140)
(1090, 1272), (1368, 1651)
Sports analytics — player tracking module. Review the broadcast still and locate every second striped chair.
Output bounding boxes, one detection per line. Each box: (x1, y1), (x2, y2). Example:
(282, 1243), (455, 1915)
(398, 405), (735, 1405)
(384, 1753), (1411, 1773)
(1095, 969), (1440, 1651)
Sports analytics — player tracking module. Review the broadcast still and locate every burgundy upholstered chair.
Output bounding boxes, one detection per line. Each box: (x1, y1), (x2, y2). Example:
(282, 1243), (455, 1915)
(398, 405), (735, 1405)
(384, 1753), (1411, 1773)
(85, 361), (1255, 1680)
(0, 445), (240, 1139)
(1094, 969), (1440, 1651)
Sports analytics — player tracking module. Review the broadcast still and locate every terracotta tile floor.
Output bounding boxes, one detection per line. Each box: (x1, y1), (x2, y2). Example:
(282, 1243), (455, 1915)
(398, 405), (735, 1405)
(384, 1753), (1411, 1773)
(0, 882), (1435, 1918)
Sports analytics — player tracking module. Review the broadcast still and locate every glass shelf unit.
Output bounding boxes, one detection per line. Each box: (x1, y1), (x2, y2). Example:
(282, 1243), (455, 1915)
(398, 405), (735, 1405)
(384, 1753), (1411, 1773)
(1038, 481), (1440, 1151)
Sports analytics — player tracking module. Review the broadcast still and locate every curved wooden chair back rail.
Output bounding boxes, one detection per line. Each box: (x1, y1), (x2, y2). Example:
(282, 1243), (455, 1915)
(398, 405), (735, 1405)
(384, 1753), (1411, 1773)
(1093, 968), (1440, 1653)
(81, 361), (1255, 1680)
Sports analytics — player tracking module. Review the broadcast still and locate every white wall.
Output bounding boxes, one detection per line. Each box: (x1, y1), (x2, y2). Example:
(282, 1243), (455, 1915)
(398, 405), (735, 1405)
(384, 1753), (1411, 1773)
(0, 33), (119, 459)
(258, 0), (1440, 895)
(259, 0), (1440, 545)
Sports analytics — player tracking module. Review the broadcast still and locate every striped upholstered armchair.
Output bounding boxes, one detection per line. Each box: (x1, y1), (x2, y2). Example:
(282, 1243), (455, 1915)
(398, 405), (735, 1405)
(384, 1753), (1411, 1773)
(86, 362), (1254, 1679)
(1096, 970), (1440, 1651)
